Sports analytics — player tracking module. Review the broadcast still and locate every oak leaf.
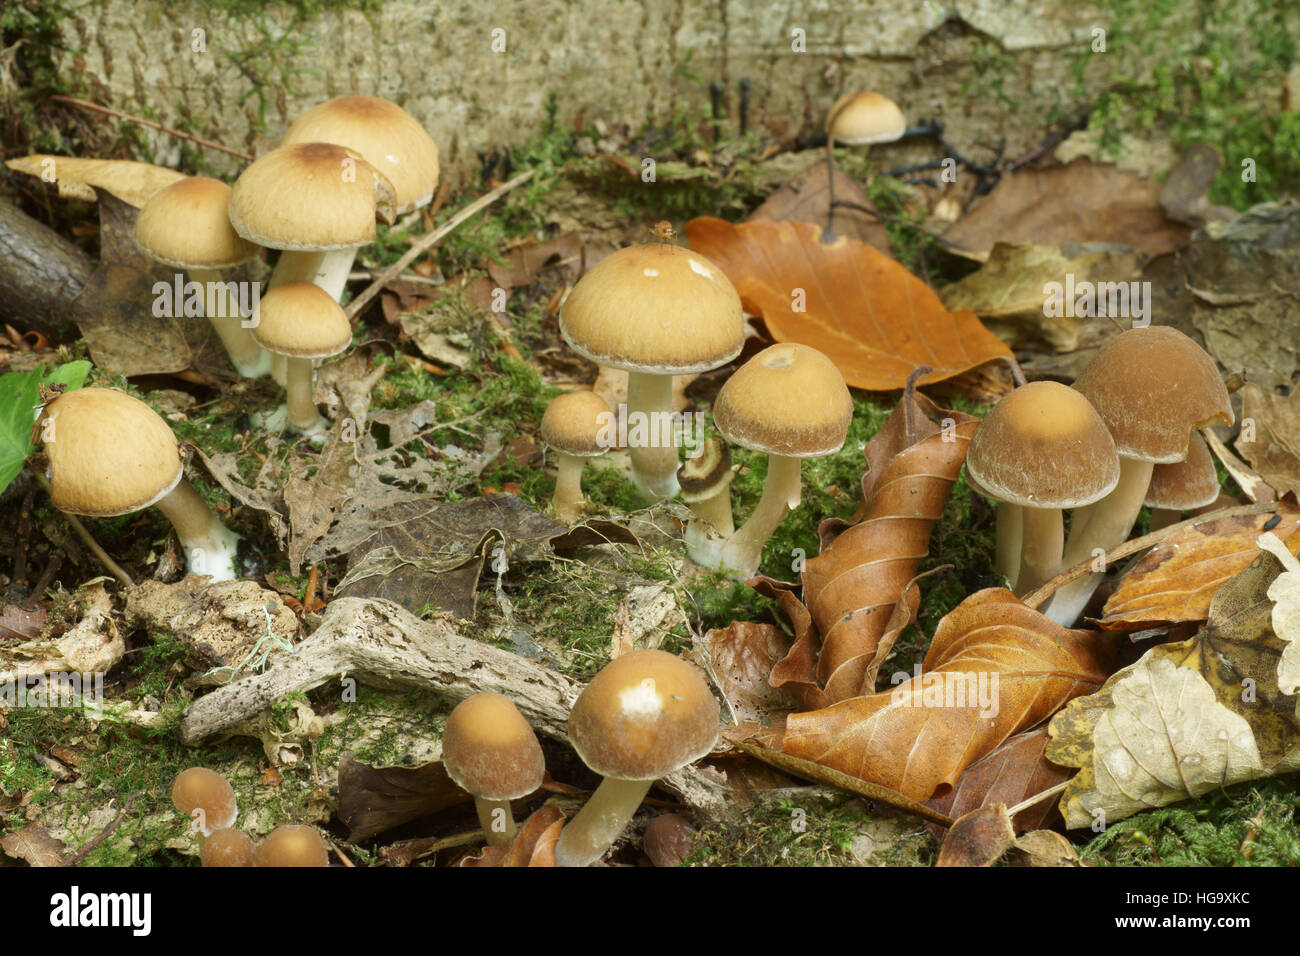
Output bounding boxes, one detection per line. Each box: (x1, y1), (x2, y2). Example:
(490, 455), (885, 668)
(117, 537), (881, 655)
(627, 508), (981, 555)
(683, 217), (1013, 390)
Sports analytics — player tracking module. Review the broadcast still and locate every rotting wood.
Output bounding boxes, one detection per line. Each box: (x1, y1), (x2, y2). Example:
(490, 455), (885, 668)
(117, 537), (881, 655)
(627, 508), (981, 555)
(179, 596), (729, 814)
(0, 199), (91, 332)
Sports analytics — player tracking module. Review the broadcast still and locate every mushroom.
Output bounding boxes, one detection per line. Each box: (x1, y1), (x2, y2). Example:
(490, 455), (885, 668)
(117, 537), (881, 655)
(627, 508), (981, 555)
(37, 388), (242, 581)
(678, 437), (738, 557)
(539, 390), (614, 523)
(200, 829), (255, 867)
(964, 464), (1022, 589)
(441, 692), (545, 847)
(171, 767), (237, 837)
(249, 281), (352, 435)
(559, 243), (744, 500)
(702, 343), (853, 580)
(1144, 430), (1220, 531)
(824, 91), (906, 236)
(642, 812), (696, 867)
(228, 142), (396, 303)
(555, 650), (718, 867)
(1046, 327), (1233, 624)
(135, 176), (270, 378)
(280, 95), (440, 216)
(254, 825), (330, 867)
(964, 381), (1120, 595)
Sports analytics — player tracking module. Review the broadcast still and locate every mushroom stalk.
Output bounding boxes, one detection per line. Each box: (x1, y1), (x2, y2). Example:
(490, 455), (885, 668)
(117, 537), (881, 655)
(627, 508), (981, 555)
(552, 451), (587, 523)
(264, 250), (357, 385)
(474, 798), (517, 847)
(191, 268), (271, 378)
(625, 371), (679, 500)
(154, 480), (241, 581)
(554, 776), (654, 867)
(1046, 456), (1155, 625)
(1016, 506), (1063, 596)
(716, 454), (802, 580)
(283, 357), (324, 433)
(686, 481), (735, 538)
(995, 501), (1022, 590)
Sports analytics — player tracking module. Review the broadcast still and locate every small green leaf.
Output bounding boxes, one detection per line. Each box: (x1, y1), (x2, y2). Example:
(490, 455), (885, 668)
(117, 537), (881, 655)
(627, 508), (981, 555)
(0, 361), (92, 495)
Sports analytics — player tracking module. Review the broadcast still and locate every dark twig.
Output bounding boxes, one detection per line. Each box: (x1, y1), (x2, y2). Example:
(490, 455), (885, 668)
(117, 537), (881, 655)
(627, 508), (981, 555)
(64, 792), (145, 866)
(24, 554), (61, 609)
(47, 95), (254, 162)
(29, 466), (134, 589)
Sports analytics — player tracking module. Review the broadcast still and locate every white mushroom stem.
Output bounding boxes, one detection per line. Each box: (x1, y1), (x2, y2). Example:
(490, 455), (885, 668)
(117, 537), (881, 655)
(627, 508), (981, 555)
(474, 797), (517, 847)
(552, 452), (588, 524)
(284, 357), (326, 434)
(715, 454), (802, 580)
(686, 481), (735, 538)
(625, 371), (679, 500)
(190, 268), (271, 378)
(154, 480), (241, 581)
(554, 776), (654, 867)
(1016, 506), (1063, 596)
(1045, 456), (1155, 625)
(994, 501), (1022, 590)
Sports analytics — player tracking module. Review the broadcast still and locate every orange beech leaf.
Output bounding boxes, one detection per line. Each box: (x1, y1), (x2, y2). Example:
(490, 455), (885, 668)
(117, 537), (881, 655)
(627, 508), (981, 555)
(755, 385), (977, 708)
(779, 589), (1116, 802)
(458, 804), (565, 867)
(1099, 500), (1300, 629)
(684, 217), (1013, 390)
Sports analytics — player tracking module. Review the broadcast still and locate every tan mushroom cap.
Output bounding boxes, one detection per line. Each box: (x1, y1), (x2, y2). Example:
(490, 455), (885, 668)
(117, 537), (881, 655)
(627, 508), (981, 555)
(250, 281), (352, 359)
(41, 388), (183, 517)
(441, 693), (546, 801)
(281, 95), (440, 214)
(540, 391), (613, 457)
(827, 91), (906, 146)
(1145, 429), (1219, 510)
(966, 381), (1120, 509)
(559, 244), (744, 374)
(713, 343), (852, 457)
(255, 825), (329, 867)
(171, 767), (237, 833)
(568, 649), (719, 781)
(135, 177), (256, 270)
(1072, 326), (1233, 464)
(200, 829), (255, 867)
(228, 142), (397, 251)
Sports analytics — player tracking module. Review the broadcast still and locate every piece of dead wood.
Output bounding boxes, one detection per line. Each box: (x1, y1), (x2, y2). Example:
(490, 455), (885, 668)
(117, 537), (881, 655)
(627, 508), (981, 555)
(179, 597), (728, 814)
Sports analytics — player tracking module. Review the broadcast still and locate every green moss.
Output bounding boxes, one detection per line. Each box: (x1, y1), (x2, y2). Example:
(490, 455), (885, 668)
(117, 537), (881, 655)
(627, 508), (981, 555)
(686, 794), (889, 866)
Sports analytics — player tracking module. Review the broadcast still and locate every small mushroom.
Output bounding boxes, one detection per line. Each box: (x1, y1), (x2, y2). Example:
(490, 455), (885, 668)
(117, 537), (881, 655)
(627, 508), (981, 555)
(554, 649), (719, 867)
(539, 390), (614, 523)
(823, 91), (906, 235)
(171, 767), (237, 837)
(559, 243), (744, 500)
(135, 176), (269, 378)
(255, 825), (330, 867)
(678, 437), (738, 555)
(965, 381), (1120, 595)
(200, 829), (255, 867)
(704, 343), (853, 580)
(441, 692), (546, 847)
(249, 281), (352, 436)
(37, 388), (242, 581)
(1144, 430), (1220, 530)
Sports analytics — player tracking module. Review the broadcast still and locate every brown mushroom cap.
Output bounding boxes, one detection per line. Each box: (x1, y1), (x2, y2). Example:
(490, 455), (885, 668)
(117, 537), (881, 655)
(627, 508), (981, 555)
(827, 91), (906, 145)
(568, 649), (719, 781)
(228, 143), (396, 251)
(559, 244), (744, 374)
(713, 343), (853, 457)
(41, 388), (183, 517)
(200, 829), (255, 867)
(255, 825), (329, 867)
(1072, 326), (1233, 463)
(1145, 429), (1220, 510)
(540, 390), (614, 457)
(966, 381), (1120, 509)
(677, 438), (733, 503)
(441, 693), (546, 801)
(171, 767), (237, 834)
(135, 177), (257, 270)
(281, 96), (440, 214)
(250, 281), (352, 359)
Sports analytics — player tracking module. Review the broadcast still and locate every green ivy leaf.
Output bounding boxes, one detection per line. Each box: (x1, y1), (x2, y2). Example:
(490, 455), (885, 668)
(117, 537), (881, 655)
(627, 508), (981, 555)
(0, 361), (92, 495)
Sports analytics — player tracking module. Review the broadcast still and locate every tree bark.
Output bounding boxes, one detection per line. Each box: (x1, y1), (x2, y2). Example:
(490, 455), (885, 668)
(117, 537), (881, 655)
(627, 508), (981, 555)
(0, 198), (91, 333)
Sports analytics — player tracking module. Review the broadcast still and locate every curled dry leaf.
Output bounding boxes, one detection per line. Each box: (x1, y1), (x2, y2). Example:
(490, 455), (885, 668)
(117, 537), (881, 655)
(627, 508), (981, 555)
(0, 824), (67, 867)
(755, 386), (977, 708)
(1236, 383), (1300, 500)
(695, 621), (799, 743)
(779, 589), (1116, 803)
(1048, 547), (1300, 829)
(684, 217), (1013, 390)
(936, 804), (1016, 868)
(5, 155), (185, 207)
(1010, 829), (1084, 867)
(458, 804), (565, 867)
(1257, 532), (1300, 694)
(1099, 499), (1300, 629)
(337, 752), (470, 842)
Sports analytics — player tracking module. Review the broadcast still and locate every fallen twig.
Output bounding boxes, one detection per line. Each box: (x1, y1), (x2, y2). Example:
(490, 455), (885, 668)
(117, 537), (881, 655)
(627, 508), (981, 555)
(64, 792), (144, 866)
(346, 168), (537, 321)
(47, 95), (254, 162)
(29, 467), (134, 589)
